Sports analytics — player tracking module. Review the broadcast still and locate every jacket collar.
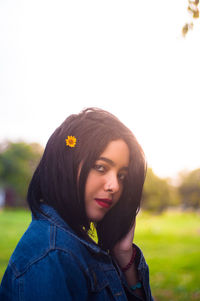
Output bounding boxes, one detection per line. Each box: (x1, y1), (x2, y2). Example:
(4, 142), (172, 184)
(34, 204), (109, 256)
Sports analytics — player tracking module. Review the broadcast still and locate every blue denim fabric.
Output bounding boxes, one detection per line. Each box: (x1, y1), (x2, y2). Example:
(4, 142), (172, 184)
(0, 205), (154, 300)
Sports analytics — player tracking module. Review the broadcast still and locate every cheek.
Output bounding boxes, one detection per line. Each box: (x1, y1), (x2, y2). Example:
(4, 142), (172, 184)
(114, 185), (123, 202)
(85, 173), (99, 198)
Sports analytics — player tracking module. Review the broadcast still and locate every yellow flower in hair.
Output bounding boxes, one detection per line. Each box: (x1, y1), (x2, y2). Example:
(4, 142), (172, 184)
(66, 136), (77, 148)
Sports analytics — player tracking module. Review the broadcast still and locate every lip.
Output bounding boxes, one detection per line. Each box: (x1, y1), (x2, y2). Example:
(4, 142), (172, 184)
(95, 198), (113, 209)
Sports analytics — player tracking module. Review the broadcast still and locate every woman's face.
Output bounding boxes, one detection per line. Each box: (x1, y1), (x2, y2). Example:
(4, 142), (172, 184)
(84, 139), (130, 222)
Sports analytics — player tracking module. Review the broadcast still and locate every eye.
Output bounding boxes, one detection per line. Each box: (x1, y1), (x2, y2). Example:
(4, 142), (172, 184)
(118, 173), (127, 182)
(94, 164), (106, 173)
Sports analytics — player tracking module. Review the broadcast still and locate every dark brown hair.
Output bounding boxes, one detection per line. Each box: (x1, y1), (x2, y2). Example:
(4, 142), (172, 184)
(27, 108), (146, 250)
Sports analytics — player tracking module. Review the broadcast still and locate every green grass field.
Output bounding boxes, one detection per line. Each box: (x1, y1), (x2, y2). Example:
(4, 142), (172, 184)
(0, 209), (199, 301)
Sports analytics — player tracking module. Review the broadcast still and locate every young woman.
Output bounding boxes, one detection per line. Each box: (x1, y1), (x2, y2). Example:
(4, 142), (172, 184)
(0, 108), (154, 300)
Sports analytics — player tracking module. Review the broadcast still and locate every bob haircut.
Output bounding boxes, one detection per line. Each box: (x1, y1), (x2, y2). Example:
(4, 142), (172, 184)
(27, 108), (146, 250)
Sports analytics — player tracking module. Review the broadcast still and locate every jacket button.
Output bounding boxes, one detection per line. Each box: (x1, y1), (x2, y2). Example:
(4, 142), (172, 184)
(92, 271), (98, 287)
(114, 291), (123, 296)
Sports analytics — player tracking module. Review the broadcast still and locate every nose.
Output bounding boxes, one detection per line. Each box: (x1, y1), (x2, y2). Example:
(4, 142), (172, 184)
(104, 172), (120, 194)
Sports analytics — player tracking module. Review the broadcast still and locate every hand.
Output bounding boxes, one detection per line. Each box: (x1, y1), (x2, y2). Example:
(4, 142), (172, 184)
(112, 219), (144, 298)
(112, 220), (136, 266)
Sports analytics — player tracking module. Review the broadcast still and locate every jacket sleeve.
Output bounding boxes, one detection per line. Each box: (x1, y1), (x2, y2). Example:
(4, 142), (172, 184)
(0, 249), (89, 301)
(120, 244), (154, 301)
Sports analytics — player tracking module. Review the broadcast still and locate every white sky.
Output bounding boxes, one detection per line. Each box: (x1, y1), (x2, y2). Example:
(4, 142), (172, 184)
(0, 0), (200, 179)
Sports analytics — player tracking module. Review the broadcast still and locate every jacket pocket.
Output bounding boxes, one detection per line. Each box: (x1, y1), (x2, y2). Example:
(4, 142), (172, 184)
(87, 264), (127, 300)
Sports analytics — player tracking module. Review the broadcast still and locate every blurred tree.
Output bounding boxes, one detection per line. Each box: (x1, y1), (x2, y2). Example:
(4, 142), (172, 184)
(182, 0), (199, 37)
(0, 142), (43, 206)
(142, 168), (180, 212)
(178, 168), (200, 208)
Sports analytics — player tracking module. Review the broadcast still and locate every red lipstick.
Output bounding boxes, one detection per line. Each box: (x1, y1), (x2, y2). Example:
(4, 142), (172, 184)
(95, 198), (112, 208)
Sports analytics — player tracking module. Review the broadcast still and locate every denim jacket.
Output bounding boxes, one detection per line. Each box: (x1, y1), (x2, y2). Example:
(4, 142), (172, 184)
(0, 205), (154, 301)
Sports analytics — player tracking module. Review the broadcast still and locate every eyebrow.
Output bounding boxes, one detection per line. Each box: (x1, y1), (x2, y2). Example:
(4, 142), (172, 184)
(98, 157), (129, 171)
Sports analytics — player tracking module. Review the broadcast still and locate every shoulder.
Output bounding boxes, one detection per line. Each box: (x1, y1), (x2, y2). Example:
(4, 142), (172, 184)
(1, 249), (90, 301)
(1, 219), (92, 300)
(8, 218), (91, 277)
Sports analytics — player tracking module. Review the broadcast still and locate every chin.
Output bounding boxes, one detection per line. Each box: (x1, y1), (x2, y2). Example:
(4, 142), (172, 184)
(90, 215), (104, 223)
(87, 212), (106, 223)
